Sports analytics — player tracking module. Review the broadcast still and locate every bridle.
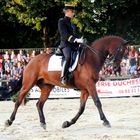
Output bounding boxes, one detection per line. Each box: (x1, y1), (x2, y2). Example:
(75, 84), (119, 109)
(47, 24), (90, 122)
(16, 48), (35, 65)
(106, 44), (127, 65)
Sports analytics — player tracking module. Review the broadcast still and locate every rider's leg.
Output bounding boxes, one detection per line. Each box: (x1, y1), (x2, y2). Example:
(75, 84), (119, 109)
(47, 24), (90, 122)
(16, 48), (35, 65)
(61, 47), (71, 85)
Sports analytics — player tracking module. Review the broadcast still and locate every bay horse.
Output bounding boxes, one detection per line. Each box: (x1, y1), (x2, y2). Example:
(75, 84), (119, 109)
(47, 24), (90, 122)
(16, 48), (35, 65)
(5, 36), (129, 129)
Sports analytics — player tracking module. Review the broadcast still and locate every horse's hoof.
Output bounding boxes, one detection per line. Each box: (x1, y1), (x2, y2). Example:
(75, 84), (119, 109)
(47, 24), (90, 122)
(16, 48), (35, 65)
(62, 121), (70, 128)
(40, 123), (46, 130)
(5, 120), (12, 127)
(103, 121), (111, 128)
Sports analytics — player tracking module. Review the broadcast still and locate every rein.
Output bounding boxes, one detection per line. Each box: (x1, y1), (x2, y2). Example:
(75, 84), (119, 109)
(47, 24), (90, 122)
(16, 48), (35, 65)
(81, 43), (107, 63)
(84, 43), (125, 65)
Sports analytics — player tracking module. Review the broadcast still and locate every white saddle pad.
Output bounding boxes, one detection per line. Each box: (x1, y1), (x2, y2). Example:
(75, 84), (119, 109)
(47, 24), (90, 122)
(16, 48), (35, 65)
(48, 55), (62, 71)
(48, 53), (79, 72)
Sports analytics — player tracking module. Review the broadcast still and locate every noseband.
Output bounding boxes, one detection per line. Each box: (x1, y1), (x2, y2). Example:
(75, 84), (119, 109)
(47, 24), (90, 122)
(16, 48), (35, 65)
(107, 45), (125, 65)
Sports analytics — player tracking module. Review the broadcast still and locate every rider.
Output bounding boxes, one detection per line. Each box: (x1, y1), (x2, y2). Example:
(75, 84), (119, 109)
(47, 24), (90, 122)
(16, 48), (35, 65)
(58, 4), (84, 85)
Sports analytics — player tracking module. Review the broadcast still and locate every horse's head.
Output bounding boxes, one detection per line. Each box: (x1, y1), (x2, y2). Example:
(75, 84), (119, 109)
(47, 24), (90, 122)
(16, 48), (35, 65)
(108, 40), (129, 72)
(87, 36), (129, 73)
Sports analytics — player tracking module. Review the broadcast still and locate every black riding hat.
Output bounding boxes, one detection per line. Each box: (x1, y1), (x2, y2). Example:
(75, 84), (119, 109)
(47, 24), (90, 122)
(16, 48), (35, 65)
(63, 4), (75, 11)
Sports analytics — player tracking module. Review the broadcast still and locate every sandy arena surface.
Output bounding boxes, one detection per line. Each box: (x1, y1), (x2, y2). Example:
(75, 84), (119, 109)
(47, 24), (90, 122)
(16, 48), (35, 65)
(0, 97), (140, 140)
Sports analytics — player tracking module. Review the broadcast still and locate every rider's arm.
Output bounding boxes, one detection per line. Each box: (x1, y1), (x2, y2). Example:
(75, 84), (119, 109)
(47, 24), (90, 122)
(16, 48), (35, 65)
(58, 19), (76, 43)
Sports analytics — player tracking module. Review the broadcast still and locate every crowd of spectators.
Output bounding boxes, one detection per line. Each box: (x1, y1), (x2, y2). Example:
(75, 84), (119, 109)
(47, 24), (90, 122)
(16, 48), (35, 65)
(0, 49), (46, 87)
(99, 46), (140, 80)
(0, 46), (140, 86)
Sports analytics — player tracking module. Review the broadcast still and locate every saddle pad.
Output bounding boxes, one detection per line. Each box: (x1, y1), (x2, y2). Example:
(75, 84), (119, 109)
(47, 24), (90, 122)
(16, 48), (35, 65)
(48, 55), (62, 71)
(48, 53), (79, 72)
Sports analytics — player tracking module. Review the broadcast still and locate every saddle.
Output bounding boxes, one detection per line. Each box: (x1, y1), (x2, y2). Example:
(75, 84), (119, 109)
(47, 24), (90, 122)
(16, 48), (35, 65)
(55, 45), (84, 85)
(55, 45), (82, 70)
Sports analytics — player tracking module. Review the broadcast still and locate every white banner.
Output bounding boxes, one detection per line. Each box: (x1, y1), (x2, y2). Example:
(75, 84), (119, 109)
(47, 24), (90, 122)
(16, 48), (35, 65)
(28, 86), (80, 99)
(28, 78), (140, 99)
(96, 78), (140, 97)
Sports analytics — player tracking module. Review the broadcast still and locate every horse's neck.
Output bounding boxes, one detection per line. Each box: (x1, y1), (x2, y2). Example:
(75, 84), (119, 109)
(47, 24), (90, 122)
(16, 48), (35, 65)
(89, 46), (108, 70)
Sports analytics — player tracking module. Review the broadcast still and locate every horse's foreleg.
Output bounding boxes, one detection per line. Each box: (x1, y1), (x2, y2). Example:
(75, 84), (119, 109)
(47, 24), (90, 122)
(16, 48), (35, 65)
(36, 84), (54, 129)
(92, 95), (111, 127)
(5, 87), (30, 127)
(87, 80), (111, 127)
(62, 90), (89, 128)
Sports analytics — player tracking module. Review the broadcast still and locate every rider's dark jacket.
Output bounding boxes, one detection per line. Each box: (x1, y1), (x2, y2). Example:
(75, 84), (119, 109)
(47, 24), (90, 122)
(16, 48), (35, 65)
(58, 16), (77, 49)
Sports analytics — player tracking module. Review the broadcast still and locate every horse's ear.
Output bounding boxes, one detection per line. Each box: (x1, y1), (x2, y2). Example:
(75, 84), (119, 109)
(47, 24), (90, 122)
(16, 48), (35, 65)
(123, 40), (130, 45)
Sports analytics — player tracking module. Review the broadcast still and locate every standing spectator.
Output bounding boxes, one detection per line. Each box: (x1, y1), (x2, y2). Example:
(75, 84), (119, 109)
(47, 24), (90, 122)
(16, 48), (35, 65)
(10, 50), (17, 64)
(129, 46), (137, 75)
(136, 47), (140, 66)
(25, 53), (30, 63)
(40, 50), (44, 54)
(45, 48), (53, 54)
(0, 55), (4, 79)
(30, 50), (36, 59)
(17, 49), (24, 62)
(3, 51), (10, 60)
(0, 55), (3, 70)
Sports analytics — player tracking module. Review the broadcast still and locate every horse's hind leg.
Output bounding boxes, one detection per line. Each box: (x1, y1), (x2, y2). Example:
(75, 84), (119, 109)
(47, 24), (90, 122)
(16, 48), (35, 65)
(62, 89), (89, 128)
(5, 84), (33, 127)
(36, 84), (54, 129)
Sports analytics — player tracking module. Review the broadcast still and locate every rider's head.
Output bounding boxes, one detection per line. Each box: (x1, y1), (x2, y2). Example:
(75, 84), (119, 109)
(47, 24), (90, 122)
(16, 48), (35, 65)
(63, 4), (75, 18)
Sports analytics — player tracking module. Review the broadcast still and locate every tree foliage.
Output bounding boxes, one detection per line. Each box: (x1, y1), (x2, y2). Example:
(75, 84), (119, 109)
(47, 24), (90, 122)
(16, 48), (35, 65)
(0, 0), (140, 49)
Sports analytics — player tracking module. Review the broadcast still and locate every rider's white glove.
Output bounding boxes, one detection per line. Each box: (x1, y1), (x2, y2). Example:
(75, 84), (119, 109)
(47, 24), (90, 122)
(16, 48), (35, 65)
(74, 37), (84, 44)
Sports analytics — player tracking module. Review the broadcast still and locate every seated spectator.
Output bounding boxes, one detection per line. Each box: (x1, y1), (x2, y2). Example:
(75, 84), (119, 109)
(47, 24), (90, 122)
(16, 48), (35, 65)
(4, 58), (13, 71)
(16, 62), (24, 75)
(120, 61), (128, 76)
(12, 58), (19, 67)
(10, 65), (18, 76)
(5, 66), (11, 76)
(132, 70), (139, 78)
(106, 65), (113, 75)
(0, 74), (9, 87)
(136, 64), (140, 75)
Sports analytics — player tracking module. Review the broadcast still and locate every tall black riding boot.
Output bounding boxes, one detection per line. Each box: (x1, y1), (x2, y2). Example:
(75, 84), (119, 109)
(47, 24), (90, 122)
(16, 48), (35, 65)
(61, 60), (69, 85)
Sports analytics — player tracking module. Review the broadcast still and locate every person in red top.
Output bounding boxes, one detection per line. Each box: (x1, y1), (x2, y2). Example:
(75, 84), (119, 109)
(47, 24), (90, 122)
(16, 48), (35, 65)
(129, 46), (136, 66)
(0, 55), (4, 69)
(128, 46), (137, 75)
(0, 55), (4, 78)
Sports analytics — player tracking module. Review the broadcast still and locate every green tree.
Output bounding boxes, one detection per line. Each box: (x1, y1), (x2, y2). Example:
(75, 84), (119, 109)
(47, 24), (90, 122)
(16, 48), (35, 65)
(0, 0), (140, 49)
(2, 0), (64, 48)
